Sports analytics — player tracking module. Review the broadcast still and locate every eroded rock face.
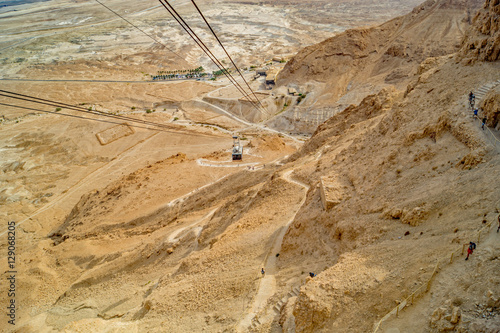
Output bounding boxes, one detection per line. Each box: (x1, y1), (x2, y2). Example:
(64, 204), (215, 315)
(459, 0), (500, 62)
(481, 88), (500, 128)
(293, 287), (333, 333)
(430, 300), (462, 332)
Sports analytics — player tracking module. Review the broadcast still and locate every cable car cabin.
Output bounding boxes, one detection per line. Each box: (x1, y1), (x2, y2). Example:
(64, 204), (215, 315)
(232, 136), (243, 161)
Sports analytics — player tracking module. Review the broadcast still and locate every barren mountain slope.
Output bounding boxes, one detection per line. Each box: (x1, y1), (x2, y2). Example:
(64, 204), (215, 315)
(273, 3), (500, 328)
(268, 0), (484, 134)
(1, 1), (499, 332)
(9, 61), (499, 333)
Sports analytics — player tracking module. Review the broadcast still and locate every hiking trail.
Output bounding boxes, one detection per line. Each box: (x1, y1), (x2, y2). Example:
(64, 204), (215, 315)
(236, 169), (310, 332)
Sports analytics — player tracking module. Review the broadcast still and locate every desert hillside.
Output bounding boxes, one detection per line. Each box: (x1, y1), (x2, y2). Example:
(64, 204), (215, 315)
(267, 0), (485, 134)
(0, 0), (499, 332)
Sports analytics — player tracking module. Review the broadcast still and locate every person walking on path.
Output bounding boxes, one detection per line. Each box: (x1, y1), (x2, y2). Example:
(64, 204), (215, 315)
(482, 117), (487, 130)
(469, 92), (475, 109)
(469, 92), (475, 105)
(473, 109), (478, 119)
(465, 242), (476, 260)
(261, 268), (265, 276)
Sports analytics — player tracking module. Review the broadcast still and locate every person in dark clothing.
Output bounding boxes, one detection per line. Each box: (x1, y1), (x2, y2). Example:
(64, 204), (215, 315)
(261, 268), (265, 276)
(309, 272), (316, 278)
(465, 242), (476, 260)
(482, 117), (487, 130)
(469, 92), (475, 108)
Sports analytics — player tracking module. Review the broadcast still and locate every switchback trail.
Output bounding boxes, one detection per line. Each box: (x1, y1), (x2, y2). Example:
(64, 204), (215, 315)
(237, 169), (309, 332)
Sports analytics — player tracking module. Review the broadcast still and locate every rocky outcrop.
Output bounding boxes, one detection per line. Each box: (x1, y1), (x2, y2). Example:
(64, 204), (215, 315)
(459, 0), (500, 62)
(430, 300), (462, 331)
(480, 87), (500, 128)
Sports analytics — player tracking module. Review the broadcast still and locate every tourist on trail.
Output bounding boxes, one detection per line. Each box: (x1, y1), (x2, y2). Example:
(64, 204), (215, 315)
(261, 268), (265, 276)
(473, 109), (478, 118)
(482, 117), (487, 130)
(465, 242), (476, 260)
(309, 272), (316, 278)
(469, 92), (475, 109)
(469, 92), (475, 106)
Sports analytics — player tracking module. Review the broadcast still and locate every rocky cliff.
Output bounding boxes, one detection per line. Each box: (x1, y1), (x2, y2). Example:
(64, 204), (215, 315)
(459, 0), (500, 62)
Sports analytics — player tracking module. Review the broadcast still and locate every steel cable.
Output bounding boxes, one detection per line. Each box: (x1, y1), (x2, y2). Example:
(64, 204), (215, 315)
(157, 0), (265, 114)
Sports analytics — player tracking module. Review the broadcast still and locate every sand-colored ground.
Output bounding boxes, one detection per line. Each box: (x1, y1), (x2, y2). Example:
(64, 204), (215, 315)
(1, 0), (499, 332)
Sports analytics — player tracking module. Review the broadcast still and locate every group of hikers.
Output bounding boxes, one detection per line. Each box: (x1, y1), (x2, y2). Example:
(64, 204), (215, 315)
(469, 91), (488, 130)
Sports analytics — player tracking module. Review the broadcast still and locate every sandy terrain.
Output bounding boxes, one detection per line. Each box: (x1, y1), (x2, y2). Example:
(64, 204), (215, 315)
(1, 0), (499, 332)
(0, 0), (424, 79)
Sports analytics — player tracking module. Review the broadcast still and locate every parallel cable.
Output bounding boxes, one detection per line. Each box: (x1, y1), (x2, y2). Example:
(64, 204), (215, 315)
(0, 102), (171, 133)
(97, 0), (265, 114)
(0, 90), (216, 137)
(0, 89), (176, 130)
(190, 0), (266, 112)
(94, 0), (189, 66)
(157, 0), (265, 114)
(157, 0), (252, 102)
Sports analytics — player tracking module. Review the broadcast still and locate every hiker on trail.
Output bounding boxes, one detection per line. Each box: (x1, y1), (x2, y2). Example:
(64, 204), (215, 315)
(469, 93), (475, 109)
(497, 214), (500, 232)
(261, 268), (265, 276)
(473, 109), (478, 118)
(469, 92), (475, 106)
(309, 272), (316, 278)
(465, 242), (476, 260)
(482, 117), (487, 130)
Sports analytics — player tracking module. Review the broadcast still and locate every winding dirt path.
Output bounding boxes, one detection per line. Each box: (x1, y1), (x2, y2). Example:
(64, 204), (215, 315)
(193, 98), (302, 143)
(166, 208), (218, 243)
(237, 169), (309, 332)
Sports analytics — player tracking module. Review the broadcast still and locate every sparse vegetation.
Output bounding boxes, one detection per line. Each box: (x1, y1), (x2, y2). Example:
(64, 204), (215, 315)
(297, 93), (307, 104)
